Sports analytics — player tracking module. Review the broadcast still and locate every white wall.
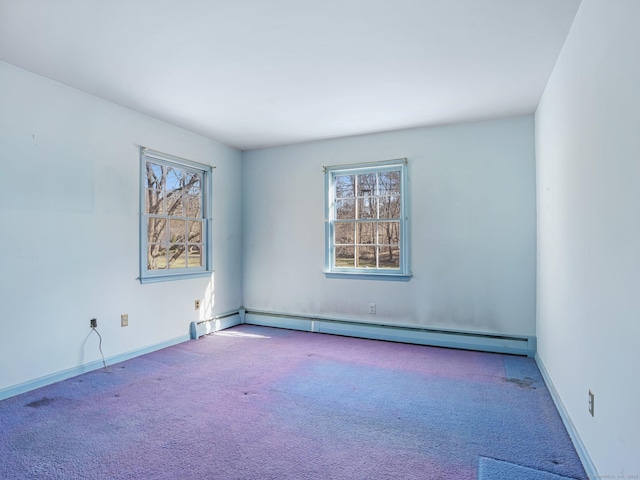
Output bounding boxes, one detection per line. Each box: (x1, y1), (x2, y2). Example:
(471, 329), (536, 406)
(536, 0), (640, 476)
(0, 61), (243, 393)
(242, 116), (536, 336)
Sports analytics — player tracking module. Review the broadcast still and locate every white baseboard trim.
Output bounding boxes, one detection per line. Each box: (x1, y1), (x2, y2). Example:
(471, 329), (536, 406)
(535, 353), (598, 479)
(0, 334), (190, 401)
(244, 310), (536, 356)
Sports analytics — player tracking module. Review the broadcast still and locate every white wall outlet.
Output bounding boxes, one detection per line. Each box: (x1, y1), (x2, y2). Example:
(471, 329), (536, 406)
(195, 300), (201, 310)
(369, 303), (376, 314)
(121, 314), (128, 327)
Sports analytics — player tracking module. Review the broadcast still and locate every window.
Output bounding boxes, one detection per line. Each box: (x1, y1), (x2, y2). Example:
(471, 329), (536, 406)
(140, 148), (212, 283)
(325, 159), (410, 277)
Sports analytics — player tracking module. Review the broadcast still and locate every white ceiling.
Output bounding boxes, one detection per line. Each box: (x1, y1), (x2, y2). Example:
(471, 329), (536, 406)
(0, 0), (581, 150)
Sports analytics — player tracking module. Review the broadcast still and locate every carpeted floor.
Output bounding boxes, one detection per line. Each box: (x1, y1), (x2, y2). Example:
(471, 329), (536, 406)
(0, 325), (586, 479)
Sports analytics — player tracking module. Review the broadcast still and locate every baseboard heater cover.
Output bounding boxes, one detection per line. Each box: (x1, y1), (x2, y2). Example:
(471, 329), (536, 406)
(190, 309), (244, 339)
(243, 310), (536, 357)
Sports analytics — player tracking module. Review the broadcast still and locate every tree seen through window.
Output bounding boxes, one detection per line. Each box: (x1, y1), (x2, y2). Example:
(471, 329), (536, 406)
(333, 169), (402, 269)
(145, 162), (204, 270)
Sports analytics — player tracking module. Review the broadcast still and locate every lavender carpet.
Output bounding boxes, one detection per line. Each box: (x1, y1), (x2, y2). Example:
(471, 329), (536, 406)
(478, 457), (581, 480)
(0, 325), (586, 479)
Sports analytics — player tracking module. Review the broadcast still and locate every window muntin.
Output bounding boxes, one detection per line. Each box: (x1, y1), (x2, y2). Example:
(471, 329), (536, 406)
(325, 160), (409, 276)
(140, 148), (212, 282)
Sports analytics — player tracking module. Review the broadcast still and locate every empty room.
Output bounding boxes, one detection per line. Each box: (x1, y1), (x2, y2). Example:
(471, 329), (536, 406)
(0, 0), (638, 478)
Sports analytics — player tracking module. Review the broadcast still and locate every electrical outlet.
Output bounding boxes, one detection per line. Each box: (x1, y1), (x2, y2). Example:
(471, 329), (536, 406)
(121, 314), (129, 327)
(195, 300), (200, 310)
(588, 390), (594, 417)
(369, 303), (376, 314)
(90, 318), (97, 328)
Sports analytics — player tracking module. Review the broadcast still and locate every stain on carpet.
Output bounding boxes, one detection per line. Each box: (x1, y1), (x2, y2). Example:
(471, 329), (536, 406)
(25, 397), (56, 408)
(503, 356), (544, 390)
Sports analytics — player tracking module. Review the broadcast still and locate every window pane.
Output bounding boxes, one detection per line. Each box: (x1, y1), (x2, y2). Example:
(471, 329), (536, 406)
(358, 197), (377, 219)
(188, 220), (203, 244)
(186, 171), (201, 195)
(168, 244), (186, 269)
(356, 246), (376, 268)
(356, 222), (375, 245)
(335, 222), (355, 245)
(169, 219), (186, 243)
(166, 191), (183, 216)
(378, 246), (400, 269)
(145, 188), (163, 214)
(379, 170), (401, 195)
(379, 195), (401, 219)
(378, 221), (400, 245)
(148, 244), (167, 270)
(335, 246), (355, 268)
(187, 245), (203, 267)
(184, 194), (201, 218)
(147, 218), (167, 244)
(357, 173), (377, 197)
(166, 167), (183, 190)
(166, 167), (184, 216)
(146, 162), (164, 190)
(335, 199), (355, 219)
(335, 175), (355, 198)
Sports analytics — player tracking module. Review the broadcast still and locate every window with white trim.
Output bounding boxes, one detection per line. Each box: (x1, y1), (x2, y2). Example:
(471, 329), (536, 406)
(140, 148), (212, 283)
(325, 159), (409, 277)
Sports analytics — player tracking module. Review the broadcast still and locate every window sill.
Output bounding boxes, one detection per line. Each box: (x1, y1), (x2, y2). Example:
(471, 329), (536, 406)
(323, 270), (412, 281)
(139, 270), (213, 284)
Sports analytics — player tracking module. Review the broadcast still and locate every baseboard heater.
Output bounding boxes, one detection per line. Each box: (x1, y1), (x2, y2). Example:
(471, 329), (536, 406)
(189, 309), (244, 339)
(243, 310), (536, 357)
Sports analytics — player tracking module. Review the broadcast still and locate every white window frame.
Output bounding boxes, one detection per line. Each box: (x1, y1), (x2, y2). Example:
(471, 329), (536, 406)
(139, 147), (213, 284)
(324, 158), (411, 279)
